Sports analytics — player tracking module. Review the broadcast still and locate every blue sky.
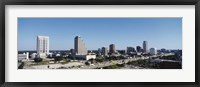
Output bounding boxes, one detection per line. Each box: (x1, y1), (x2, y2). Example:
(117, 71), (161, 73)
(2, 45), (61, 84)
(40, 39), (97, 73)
(18, 18), (182, 50)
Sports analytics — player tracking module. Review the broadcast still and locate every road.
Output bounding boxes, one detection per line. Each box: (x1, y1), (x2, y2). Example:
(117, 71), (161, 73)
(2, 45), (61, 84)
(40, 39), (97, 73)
(71, 53), (175, 69)
(23, 53), (175, 69)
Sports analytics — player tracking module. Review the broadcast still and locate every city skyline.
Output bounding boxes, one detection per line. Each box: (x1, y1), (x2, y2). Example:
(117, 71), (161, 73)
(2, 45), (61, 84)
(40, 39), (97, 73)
(18, 18), (182, 50)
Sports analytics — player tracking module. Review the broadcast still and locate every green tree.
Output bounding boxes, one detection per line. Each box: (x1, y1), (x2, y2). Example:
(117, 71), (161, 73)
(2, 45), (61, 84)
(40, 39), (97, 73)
(88, 59), (95, 64)
(103, 65), (119, 69)
(117, 55), (125, 59)
(85, 62), (90, 65)
(18, 62), (25, 69)
(54, 56), (63, 63)
(95, 58), (104, 63)
(34, 58), (43, 64)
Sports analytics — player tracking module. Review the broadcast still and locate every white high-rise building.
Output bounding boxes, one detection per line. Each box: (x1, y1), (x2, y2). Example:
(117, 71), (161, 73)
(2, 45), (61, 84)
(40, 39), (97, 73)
(37, 36), (49, 58)
(143, 41), (148, 54)
(74, 36), (96, 60)
(150, 48), (157, 55)
(74, 36), (87, 55)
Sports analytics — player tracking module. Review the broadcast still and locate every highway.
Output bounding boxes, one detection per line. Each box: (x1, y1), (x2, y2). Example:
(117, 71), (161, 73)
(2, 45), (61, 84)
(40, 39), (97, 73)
(22, 53), (175, 69)
(71, 53), (175, 69)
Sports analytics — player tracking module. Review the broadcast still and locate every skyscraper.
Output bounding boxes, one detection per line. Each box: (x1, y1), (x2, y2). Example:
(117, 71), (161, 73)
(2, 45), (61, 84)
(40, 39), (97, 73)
(127, 47), (136, 53)
(37, 36), (49, 58)
(136, 46), (142, 53)
(150, 48), (157, 55)
(109, 44), (116, 54)
(97, 48), (101, 55)
(161, 48), (166, 53)
(102, 47), (108, 56)
(143, 41), (148, 53)
(74, 36), (87, 55)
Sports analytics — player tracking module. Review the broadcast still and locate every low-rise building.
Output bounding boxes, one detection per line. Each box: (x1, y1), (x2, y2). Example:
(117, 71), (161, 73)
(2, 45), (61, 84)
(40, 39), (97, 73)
(75, 54), (96, 60)
(18, 52), (29, 61)
(31, 53), (37, 59)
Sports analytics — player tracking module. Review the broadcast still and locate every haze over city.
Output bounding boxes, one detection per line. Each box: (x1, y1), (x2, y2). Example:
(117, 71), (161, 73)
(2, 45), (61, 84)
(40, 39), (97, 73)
(18, 18), (182, 50)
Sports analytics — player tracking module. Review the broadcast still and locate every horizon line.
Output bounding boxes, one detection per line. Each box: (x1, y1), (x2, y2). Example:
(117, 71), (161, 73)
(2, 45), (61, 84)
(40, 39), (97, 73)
(18, 49), (182, 51)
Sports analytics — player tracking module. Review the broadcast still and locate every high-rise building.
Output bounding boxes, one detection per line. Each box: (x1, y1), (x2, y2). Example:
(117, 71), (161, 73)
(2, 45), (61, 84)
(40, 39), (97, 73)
(124, 49), (127, 54)
(109, 44), (116, 54)
(97, 48), (101, 55)
(102, 47), (108, 56)
(98, 48), (101, 52)
(150, 48), (157, 55)
(143, 41), (148, 53)
(136, 46), (142, 53)
(161, 48), (166, 53)
(70, 49), (75, 55)
(127, 47), (136, 53)
(74, 36), (87, 55)
(74, 36), (96, 60)
(37, 36), (49, 58)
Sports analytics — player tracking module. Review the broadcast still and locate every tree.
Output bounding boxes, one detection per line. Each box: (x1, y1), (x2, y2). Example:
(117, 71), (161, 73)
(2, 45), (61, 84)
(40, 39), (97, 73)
(34, 58), (43, 64)
(88, 59), (95, 64)
(103, 64), (119, 69)
(117, 55), (125, 59)
(85, 61), (90, 65)
(72, 56), (76, 60)
(18, 62), (25, 69)
(95, 58), (104, 63)
(54, 56), (63, 63)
